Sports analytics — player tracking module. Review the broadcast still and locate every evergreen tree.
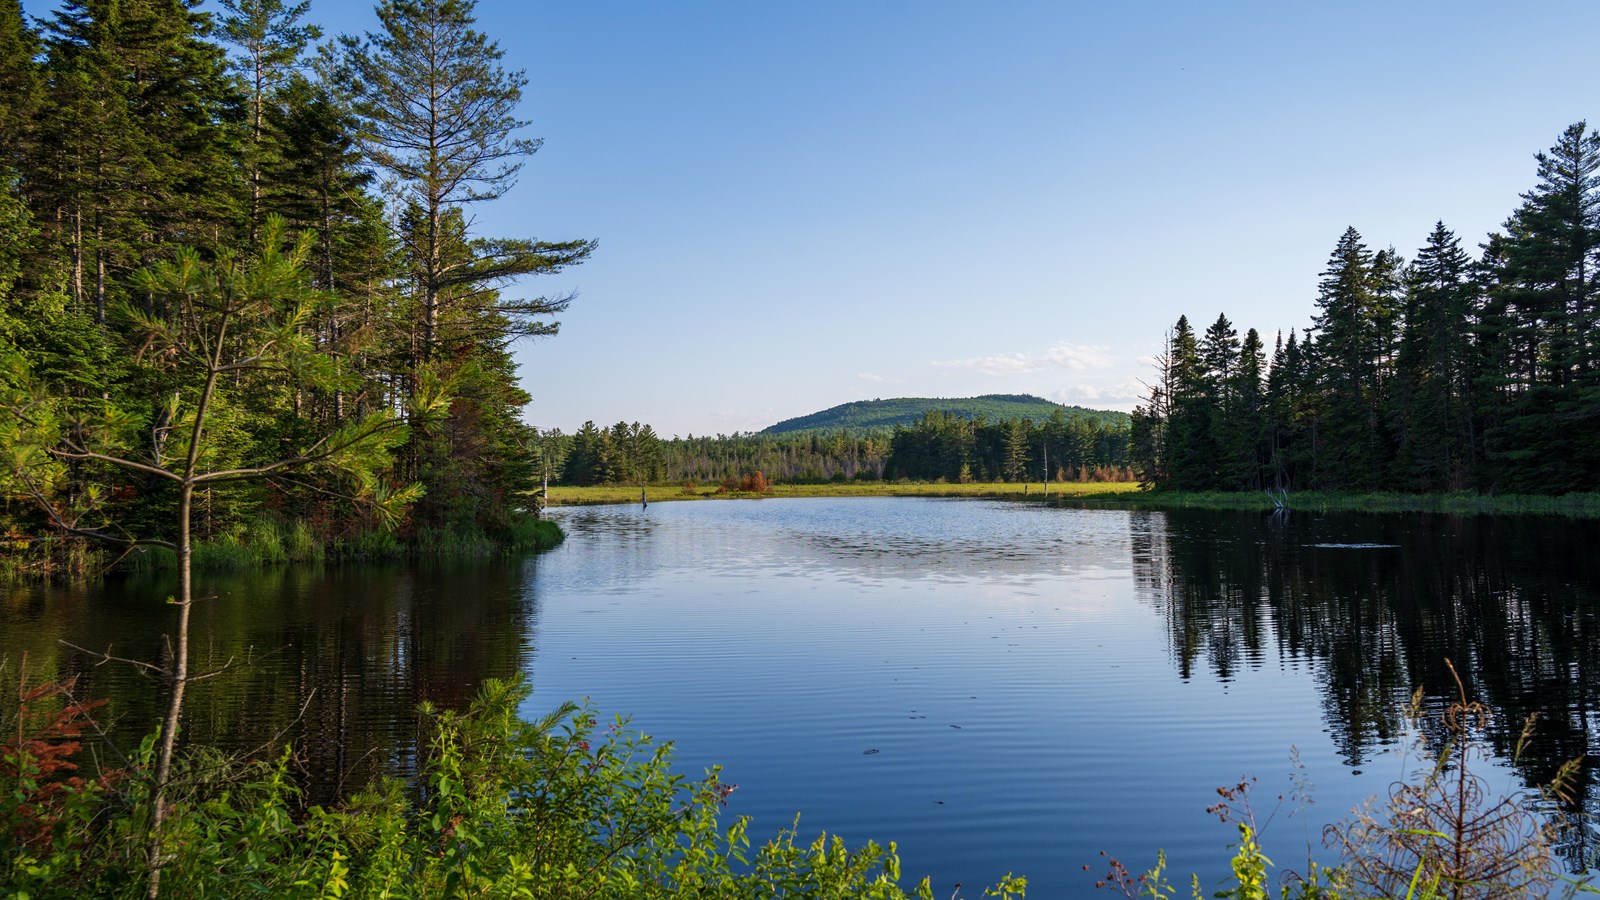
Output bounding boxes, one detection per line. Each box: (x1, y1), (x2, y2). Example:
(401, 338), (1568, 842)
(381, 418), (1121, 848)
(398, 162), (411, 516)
(1393, 222), (1478, 490)
(1218, 327), (1267, 490)
(1482, 123), (1600, 490)
(1309, 227), (1389, 490)
(0, 0), (42, 176)
(1165, 315), (1215, 490)
(562, 421), (605, 486)
(40, 0), (242, 320)
(1002, 418), (1030, 482)
(341, 0), (594, 365)
(1200, 312), (1239, 402)
(1264, 329), (1313, 490)
(218, 0), (321, 237)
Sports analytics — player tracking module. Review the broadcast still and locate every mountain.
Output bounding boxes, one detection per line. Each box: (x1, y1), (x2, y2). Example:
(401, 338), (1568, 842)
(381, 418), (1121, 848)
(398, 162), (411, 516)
(760, 394), (1129, 435)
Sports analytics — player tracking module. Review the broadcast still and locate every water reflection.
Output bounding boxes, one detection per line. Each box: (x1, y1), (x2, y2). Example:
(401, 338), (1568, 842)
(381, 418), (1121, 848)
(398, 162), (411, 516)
(1132, 509), (1600, 868)
(3, 499), (1598, 885)
(1, 559), (539, 802)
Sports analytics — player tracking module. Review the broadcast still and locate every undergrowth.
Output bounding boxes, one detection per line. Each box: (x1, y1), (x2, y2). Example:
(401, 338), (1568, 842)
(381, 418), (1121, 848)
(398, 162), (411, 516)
(1, 669), (1022, 899)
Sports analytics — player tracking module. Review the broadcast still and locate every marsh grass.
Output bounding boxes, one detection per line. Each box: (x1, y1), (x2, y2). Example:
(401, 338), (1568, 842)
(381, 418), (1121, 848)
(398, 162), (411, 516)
(1074, 490), (1600, 518)
(117, 516), (563, 574)
(545, 481), (1143, 506)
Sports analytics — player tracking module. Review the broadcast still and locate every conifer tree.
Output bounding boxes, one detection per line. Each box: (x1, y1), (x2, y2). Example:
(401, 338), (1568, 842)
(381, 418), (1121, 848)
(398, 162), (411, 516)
(1219, 328), (1267, 490)
(1164, 315), (1215, 490)
(1483, 122), (1600, 490)
(1309, 227), (1389, 489)
(0, 0), (42, 176)
(1393, 222), (1477, 490)
(342, 0), (594, 365)
(218, 0), (322, 237)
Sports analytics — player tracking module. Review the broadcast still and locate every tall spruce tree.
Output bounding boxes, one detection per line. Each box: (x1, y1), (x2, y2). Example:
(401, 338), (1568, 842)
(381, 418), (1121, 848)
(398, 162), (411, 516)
(1393, 222), (1477, 490)
(1309, 227), (1390, 489)
(218, 0), (321, 238)
(1164, 315), (1216, 490)
(1219, 327), (1267, 490)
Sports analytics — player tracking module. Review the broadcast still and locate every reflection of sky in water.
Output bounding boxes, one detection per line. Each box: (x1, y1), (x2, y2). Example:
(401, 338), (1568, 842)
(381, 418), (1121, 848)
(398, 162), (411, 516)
(537, 499), (1370, 895)
(553, 497), (1131, 588)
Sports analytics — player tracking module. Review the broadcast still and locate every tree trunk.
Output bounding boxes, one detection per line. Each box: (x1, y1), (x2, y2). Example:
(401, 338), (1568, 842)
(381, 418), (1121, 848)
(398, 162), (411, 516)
(147, 482), (193, 899)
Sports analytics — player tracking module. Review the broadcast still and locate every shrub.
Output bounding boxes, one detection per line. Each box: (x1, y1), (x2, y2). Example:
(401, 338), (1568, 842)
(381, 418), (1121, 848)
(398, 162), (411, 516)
(1, 676), (1026, 898)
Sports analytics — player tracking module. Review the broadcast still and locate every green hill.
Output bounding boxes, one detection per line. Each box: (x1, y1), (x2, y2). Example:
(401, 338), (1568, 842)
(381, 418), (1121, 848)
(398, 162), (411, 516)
(760, 394), (1129, 435)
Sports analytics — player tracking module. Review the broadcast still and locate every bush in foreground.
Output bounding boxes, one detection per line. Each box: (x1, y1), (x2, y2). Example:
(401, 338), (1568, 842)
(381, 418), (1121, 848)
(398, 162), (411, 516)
(2, 676), (1023, 899)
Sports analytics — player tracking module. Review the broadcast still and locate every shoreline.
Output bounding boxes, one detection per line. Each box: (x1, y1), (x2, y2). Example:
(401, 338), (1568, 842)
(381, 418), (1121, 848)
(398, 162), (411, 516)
(545, 482), (1600, 518)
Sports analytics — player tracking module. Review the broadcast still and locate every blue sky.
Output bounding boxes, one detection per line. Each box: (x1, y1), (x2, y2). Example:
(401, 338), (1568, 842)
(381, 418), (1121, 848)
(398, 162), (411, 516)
(34, 1), (1600, 435)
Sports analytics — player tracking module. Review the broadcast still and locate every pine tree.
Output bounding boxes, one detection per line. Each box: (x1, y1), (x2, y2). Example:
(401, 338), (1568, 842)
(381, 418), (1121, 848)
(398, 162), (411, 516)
(1002, 418), (1030, 482)
(341, 0), (594, 365)
(39, 0), (241, 321)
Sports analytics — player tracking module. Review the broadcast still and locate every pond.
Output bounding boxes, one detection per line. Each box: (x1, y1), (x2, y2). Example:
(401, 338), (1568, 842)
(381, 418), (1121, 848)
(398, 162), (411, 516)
(3, 497), (1597, 894)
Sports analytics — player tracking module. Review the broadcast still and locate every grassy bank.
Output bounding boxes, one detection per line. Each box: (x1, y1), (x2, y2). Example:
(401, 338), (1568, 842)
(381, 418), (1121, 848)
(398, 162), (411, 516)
(1060, 489), (1600, 518)
(544, 480), (1143, 506)
(2, 516), (566, 580)
(545, 482), (1600, 520)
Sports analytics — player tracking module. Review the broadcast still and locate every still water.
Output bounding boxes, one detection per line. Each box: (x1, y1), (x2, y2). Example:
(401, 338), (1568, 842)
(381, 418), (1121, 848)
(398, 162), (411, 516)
(4, 498), (1598, 894)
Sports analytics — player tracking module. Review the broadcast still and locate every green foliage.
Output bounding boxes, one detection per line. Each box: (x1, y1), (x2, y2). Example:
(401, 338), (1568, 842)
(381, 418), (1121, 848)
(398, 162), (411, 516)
(0, 0), (579, 576)
(1, 677), (1022, 899)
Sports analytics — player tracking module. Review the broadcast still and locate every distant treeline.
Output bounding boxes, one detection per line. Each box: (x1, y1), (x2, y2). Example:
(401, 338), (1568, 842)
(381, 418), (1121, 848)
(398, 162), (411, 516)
(882, 409), (1132, 483)
(542, 409), (1132, 486)
(1134, 123), (1600, 495)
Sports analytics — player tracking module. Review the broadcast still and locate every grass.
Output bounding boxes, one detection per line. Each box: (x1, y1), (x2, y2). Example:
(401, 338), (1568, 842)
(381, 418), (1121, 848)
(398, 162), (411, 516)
(544, 482), (1600, 519)
(1069, 489), (1600, 518)
(543, 480), (1143, 506)
(119, 516), (565, 573)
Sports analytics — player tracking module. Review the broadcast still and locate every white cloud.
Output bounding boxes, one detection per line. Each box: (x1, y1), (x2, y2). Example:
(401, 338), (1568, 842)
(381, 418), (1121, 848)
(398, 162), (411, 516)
(1050, 381), (1147, 410)
(857, 372), (883, 382)
(930, 342), (1116, 375)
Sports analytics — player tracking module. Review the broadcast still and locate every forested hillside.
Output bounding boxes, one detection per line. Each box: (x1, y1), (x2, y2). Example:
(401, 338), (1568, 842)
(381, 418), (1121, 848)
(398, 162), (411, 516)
(0, 0), (590, 575)
(1133, 123), (1600, 495)
(762, 393), (1126, 434)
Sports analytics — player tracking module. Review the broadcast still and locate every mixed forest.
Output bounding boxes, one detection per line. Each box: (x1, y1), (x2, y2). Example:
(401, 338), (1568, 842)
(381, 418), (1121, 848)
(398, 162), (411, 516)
(0, 0), (591, 575)
(1133, 123), (1600, 496)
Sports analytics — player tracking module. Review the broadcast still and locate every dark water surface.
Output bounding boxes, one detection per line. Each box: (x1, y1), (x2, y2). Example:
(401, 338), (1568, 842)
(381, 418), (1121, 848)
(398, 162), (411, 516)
(4, 498), (1598, 894)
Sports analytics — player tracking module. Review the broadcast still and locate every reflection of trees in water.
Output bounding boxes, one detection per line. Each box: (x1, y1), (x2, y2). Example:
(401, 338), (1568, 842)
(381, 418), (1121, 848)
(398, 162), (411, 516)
(1132, 510), (1600, 869)
(5, 560), (539, 804)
